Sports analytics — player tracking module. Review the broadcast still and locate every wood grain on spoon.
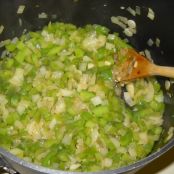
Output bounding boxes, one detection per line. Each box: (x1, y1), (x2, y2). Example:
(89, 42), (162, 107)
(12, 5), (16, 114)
(114, 48), (174, 82)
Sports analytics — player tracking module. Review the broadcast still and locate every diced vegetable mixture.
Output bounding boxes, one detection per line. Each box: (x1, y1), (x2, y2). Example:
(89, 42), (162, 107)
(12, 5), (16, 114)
(0, 23), (164, 171)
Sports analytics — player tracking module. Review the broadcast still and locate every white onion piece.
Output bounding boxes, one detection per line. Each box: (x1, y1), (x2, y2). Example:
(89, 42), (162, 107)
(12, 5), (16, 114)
(147, 8), (155, 20)
(62, 133), (72, 145)
(156, 38), (160, 47)
(149, 116), (163, 125)
(0, 25), (4, 34)
(128, 145), (137, 158)
(17, 5), (25, 14)
(91, 96), (102, 106)
(124, 92), (134, 106)
(38, 12), (48, 19)
(165, 127), (174, 142)
(118, 16), (128, 24)
(120, 6), (125, 10)
(147, 38), (154, 46)
(102, 158), (113, 167)
(155, 94), (164, 103)
(9, 68), (24, 87)
(136, 6), (141, 15)
(127, 7), (136, 16)
(139, 132), (148, 144)
(111, 16), (127, 29)
(124, 28), (133, 37)
(70, 164), (81, 170)
(144, 82), (154, 102)
(19, 18), (22, 26)
(165, 80), (171, 90)
(144, 49), (153, 62)
(126, 83), (134, 98)
(127, 20), (136, 28)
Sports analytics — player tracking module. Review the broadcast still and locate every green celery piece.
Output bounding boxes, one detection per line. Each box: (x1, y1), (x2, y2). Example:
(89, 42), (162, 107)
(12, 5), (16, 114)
(5, 59), (14, 69)
(79, 90), (95, 102)
(97, 66), (112, 81)
(94, 24), (109, 35)
(75, 48), (85, 58)
(5, 112), (19, 125)
(47, 46), (63, 56)
(92, 105), (109, 117)
(15, 47), (31, 63)
(6, 43), (16, 52)
(120, 129), (133, 146)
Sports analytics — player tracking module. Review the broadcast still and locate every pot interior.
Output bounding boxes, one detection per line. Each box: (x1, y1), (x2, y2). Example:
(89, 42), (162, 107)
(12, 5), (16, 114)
(0, 0), (174, 170)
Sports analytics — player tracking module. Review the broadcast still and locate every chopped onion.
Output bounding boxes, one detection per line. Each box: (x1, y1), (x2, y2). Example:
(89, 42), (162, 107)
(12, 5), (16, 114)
(102, 158), (113, 167)
(9, 68), (24, 87)
(91, 96), (102, 106)
(111, 16), (127, 29)
(120, 6), (125, 10)
(11, 37), (18, 43)
(118, 16), (128, 24)
(79, 62), (87, 71)
(53, 99), (66, 114)
(165, 127), (174, 142)
(59, 89), (73, 97)
(128, 27), (136, 34)
(127, 20), (136, 29)
(62, 133), (72, 145)
(17, 100), (29, 115)
(147, 8), (155, 20)
(9, 148), (24, 157)
(0, 94), (8, 105)
(14, 120), (23, 129)
(17, 5), (25, 14)
(38, 12), (48, 19)
(126, 83), (134, 98)
(110, 137), (120, 148)
(70, 163), (81, 170)
(49, 118), (57, 129)
(0, 25), (4, 34)
(107, 34), (115, 40)
(124, 92), (134, 106)
(128, 145), (137, 158)
(149, 116), (163, 125)
(155, 38), (160, 47)
(139, 132), (148, 144)
(51, 14), (57, 19)
(127, 7), (136, 16)
(155, 94), (164, 103)
(87, 63), (94, 69)
(165, 80), (171, 90)
(83, 56), (92, 62)
(123, 28), (133, 37)
(82, 33), (106, 52)
(91, 126), (99, 144)
(105, 42), (115, 50)
(144, 49), (153, 61)
(135, 6), (141, 15)
(144, 82), (154, 102)
(18, 18), (22, 26)
(147, 38), (154, 47)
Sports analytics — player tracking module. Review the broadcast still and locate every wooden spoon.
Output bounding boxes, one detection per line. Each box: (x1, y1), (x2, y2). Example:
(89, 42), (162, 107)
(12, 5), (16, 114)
(114, 48), (174, 82)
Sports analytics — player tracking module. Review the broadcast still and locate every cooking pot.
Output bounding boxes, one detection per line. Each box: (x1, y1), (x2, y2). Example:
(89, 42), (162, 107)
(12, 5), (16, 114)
(0, 0), (174, 174)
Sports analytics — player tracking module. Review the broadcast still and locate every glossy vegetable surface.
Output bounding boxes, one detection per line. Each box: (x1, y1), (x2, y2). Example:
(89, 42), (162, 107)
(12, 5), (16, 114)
(0, 23), (164, 172)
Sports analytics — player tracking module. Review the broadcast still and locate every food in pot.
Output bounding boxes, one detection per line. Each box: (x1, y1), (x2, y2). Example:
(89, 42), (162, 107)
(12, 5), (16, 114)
(0, 23), (164, 171)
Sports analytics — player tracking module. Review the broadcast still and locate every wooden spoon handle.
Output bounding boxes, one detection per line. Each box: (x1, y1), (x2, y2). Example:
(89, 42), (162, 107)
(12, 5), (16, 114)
(151, 64), (174, 78)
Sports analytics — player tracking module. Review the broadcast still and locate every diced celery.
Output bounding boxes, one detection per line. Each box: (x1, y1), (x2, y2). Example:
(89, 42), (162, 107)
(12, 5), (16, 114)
(92, 105), (109, 117)
(79, 90), (95, 102)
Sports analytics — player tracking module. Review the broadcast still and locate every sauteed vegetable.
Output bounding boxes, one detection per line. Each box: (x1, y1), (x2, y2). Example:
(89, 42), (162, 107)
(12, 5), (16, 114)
(0, 23), (164, 171)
